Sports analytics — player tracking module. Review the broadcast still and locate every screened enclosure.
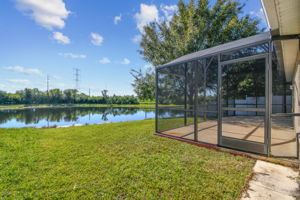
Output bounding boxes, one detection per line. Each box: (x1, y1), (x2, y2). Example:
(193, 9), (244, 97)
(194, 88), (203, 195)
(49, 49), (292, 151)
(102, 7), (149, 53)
(156, 32), (300, 158)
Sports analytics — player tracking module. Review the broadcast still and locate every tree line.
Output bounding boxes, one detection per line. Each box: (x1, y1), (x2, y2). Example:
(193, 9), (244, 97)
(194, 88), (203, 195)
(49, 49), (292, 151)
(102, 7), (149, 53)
(0, 89), (138, 105)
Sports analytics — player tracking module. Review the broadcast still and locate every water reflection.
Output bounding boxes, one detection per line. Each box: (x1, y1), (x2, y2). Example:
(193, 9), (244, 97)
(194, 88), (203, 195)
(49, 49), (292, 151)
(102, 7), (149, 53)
(0, 107), (155, 128)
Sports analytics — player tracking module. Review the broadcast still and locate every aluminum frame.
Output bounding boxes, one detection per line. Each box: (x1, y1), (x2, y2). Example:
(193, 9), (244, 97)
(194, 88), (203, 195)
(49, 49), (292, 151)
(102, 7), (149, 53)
(218, 54), (269, 155)
(155, 33), (299, 158)
(157, 33), (271, 70)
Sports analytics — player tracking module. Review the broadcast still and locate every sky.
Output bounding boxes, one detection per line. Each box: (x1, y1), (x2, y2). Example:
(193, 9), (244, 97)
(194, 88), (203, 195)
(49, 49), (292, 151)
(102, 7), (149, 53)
(0, 0), (266, 96)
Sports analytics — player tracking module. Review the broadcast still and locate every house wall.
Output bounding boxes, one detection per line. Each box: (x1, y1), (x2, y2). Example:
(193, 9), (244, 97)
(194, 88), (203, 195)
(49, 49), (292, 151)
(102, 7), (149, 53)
(293, 53), (300, 133)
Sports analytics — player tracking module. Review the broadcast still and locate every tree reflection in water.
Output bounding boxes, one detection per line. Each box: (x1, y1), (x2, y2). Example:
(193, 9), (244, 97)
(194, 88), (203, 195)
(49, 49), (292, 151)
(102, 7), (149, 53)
(0, 107), (155, 127)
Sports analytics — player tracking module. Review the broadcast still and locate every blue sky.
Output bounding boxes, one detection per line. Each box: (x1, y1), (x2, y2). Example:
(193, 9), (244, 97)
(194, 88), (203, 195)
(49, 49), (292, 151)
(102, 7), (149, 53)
(0, 0), (266, 96)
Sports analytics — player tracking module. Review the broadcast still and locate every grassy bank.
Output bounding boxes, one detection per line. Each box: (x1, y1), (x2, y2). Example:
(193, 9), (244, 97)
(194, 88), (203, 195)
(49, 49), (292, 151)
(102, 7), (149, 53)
(0, 104), (26, 109)
(0, 120), (255, 199)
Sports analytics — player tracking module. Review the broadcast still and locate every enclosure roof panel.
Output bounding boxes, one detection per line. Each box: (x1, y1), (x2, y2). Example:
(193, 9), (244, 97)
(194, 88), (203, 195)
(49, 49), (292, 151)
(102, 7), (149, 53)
(159, 32), (271, 68)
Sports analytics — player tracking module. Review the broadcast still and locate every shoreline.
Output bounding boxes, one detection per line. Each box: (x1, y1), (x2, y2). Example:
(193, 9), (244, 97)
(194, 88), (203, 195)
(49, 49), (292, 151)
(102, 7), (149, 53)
(0, 118), (155, 129)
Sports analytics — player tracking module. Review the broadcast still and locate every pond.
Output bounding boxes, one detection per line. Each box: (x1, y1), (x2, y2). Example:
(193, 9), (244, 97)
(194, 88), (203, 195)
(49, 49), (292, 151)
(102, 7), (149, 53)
(0, 107), (155, 128)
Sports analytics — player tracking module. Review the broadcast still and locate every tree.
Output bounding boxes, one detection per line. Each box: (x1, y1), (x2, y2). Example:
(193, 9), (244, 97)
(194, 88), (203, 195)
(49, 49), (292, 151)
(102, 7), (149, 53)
(101, 89), (109, 104)
(64, 89), (77, 104)
(132, 0), (263, 100)
(101, 90), (108, 98)
(140, 0), (263, 66)
(0, 88), (139, 105)
(49, 89), (62, 104)
(0, 91), (8, 104)
(23, 88), (33, 104)
(130, 68), (155, 101)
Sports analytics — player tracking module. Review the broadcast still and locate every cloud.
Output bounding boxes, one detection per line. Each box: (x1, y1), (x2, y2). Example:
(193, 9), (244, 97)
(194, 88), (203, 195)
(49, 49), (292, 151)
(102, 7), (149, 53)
(121, 58), (130, 65)
(53, 32), (70, 44)
(13, 0), (70, 30)
(90, 32), (104, 46)
(59, 52), (86, 59)
(0, 83), (24, 92)
(249, 8), (267, 25)
(114, 14), (122, 24)
(52, 75), (61, 80)
(132, 34), (142, 43)
(160, 4), (178, 22)
(144, 64), (154, 73)
(144, 64), (153, 70)
(99, 57), (111, 64)
(135, 4), (159, 33)
(7, 79), (30, 84)
(4, 66), (43, 76)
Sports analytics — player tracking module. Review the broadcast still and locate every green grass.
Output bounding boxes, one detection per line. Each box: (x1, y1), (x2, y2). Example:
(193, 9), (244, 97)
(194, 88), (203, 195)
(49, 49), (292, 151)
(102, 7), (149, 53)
(0, 104), (26, 109)
(0, 120), (255, 199)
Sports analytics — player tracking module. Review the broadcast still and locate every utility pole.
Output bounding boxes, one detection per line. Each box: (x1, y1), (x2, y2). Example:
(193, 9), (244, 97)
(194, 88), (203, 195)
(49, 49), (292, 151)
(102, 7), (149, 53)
(47, 75), (49, 92)
(89, 88), (91, 97)
(74, 68), (80, 91)
(46, 75), (50, 103)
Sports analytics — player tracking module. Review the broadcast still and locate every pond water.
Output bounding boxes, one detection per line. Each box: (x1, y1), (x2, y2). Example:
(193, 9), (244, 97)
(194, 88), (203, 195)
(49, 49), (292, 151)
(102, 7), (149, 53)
(0, 107), (155, 128)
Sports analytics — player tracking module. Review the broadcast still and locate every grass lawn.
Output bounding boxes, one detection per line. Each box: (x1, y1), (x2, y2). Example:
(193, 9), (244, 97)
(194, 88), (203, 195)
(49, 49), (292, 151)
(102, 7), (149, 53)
(0, 120), (255, 199)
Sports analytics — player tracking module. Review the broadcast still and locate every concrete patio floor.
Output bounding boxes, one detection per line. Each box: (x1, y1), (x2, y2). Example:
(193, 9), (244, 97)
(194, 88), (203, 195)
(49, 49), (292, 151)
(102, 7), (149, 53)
(162, 116), (298, 157)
